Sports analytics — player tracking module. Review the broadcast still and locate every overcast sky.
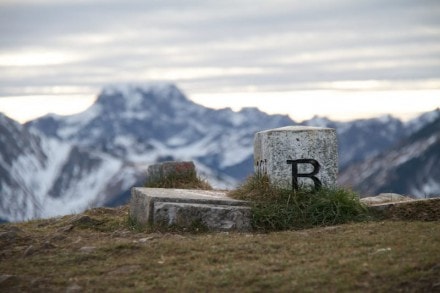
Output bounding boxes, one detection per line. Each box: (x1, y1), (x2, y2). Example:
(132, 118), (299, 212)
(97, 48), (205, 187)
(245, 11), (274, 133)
(0, 0), (439, 122)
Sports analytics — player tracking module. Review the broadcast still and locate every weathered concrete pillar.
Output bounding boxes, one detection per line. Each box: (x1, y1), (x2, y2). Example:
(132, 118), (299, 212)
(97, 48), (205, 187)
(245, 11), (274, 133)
(254, 126), (338, 190)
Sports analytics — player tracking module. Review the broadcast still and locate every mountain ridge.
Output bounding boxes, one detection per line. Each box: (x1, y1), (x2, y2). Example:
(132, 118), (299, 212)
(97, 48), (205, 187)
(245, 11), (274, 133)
(1, 83), (439, 221)
(339, 115), (440, 198)
(0, 113), (143, 222)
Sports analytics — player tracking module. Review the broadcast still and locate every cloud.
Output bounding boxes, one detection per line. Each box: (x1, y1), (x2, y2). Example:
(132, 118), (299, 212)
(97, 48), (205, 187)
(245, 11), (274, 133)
(0, 0), (439, 98)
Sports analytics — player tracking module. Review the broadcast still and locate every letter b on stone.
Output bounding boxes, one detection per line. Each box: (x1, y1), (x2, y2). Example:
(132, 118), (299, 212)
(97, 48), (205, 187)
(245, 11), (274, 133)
(254, 126), (338, 190)
(287, 159), (322, 190)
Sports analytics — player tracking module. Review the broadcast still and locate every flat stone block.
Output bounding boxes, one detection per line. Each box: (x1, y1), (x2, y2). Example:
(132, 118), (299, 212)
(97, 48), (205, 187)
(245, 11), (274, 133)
(154, 202), (251, 231)
(130, 187), (251, 231)
(360, 193), (413, 205)
(254, 126), (338, 190)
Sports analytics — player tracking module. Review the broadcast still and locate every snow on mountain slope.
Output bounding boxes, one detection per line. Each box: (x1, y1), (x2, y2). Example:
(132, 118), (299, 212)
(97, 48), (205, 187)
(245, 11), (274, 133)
(405, 108), (440, 134)
(40, 150), (144, 219)
(5, 83), (436, 219)
(1, 114), (48, 221)
(339, 115), (440, 198)
(0, 113), (140, 222)
(29, 82), (418, 184)
(302, 114), (407, 168)
(0, 83), (296, 221)
(28, 83), (295, 184)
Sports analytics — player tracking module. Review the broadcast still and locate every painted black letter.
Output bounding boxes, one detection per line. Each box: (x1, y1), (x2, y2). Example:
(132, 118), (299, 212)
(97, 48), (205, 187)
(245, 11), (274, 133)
(286, 159), (322, 191)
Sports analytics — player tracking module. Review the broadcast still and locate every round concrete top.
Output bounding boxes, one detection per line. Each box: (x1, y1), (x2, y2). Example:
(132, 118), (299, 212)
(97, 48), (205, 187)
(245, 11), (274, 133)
(257, 125), (335, 133)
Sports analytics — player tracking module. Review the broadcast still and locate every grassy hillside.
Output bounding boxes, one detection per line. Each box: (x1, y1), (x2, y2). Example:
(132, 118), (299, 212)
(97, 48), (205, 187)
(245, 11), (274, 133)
(1, 203), (439, 292)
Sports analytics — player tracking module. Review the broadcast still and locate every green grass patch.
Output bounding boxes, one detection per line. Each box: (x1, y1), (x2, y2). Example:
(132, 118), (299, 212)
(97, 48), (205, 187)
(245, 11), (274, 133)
(144, 169), (212, 190)
(228, 174), (369, 231)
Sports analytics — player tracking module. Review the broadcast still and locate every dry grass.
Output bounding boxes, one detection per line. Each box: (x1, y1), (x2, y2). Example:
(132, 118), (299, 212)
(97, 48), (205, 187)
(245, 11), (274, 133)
(144, 170), (212, 190)
(1, 205), (439, 292)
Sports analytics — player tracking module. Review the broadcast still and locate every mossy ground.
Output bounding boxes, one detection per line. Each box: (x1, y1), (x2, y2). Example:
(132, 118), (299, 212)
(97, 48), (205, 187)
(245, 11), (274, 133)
(1, 203), (440, 292)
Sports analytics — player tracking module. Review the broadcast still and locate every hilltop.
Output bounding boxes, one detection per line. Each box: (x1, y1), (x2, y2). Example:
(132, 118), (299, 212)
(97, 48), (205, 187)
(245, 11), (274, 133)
(1, 199), (439, 292)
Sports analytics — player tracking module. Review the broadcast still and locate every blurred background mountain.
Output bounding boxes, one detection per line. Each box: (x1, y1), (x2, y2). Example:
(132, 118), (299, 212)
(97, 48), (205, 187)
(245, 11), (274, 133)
(1, 83), (439, 222)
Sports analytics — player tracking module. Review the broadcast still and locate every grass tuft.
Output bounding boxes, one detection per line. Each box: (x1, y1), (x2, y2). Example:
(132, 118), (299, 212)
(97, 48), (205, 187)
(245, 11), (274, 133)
(228, 174), (369, 231)
(144, 170), (212, 190)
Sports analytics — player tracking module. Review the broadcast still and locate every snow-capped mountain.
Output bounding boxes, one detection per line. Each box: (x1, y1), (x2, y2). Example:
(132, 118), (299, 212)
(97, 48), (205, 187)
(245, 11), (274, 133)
(405, 108), (440, 134)
(0, 113), (141, 222)
(27, 83), (420, 181)
(2, 82), (439, 222)
(339, 115), (440, 198)
(27, 83), (294, 183)
(302, 115), (408, 168)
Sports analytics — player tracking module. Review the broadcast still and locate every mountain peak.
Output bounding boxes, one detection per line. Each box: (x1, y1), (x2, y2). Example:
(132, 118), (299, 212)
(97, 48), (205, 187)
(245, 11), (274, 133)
(101, 82), (178, 96)
(95, 82), (188, 113)
(405, 108), (440, 134)
(302, 115), (334, 127)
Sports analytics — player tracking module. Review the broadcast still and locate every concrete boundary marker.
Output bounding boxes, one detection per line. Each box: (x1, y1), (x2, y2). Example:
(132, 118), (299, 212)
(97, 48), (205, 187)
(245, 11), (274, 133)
(254, 126), (338, 190)
(130, 187), (251, 231)
(129, 188), (437, 231)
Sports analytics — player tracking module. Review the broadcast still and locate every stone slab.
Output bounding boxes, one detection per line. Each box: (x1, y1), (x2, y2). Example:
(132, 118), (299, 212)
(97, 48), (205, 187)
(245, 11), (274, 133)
(254, 126), (338, 190)
(365, 197), (440, 211)
(130, 187), (251, 231)
(154, 202), (251, 231)
(360, 193), (413, 205)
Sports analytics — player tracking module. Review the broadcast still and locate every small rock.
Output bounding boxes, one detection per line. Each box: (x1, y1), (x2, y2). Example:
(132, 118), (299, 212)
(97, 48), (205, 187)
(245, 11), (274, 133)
(371, 247), (392, 255)
(361, 193), (413, 205)
(136, 235), (160, 243)
(30, 277), (45, 286)
(157, 255), (165, 264)
(57, 225), (74, 233)
(322, 226), (340, 232)
(79, 246), (96, 254)
(137, 238), (150, 243)
(69, 215), (102, 227)
(42, 241), (56, 250)
(0, 274), (13, 282)
(0, 274), (19, 286)
(49, 233), (66, 242)
(66, 283), (82, 293)
(0, 231), (18, 241)
(73, 237), (82, 244)
(23, 245), (36, 257)
(0, 226), (23, 241)
(111, 229), (131, 238)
